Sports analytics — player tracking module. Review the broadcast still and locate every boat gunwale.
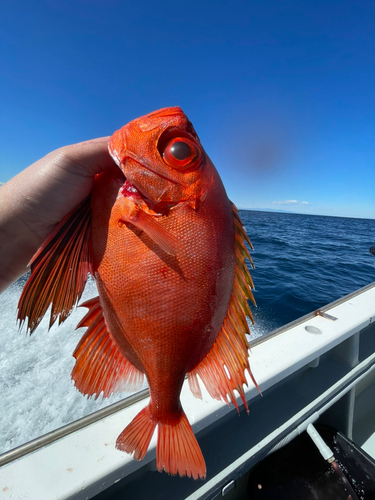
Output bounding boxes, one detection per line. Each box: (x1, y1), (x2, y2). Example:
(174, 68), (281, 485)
(250, 280), (375, 347)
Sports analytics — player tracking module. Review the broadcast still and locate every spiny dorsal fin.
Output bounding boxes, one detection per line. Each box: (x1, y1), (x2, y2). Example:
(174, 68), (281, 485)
(72, 296), (144, 398)
(17, 196), (93, 334)
(188, 203), (259, 411)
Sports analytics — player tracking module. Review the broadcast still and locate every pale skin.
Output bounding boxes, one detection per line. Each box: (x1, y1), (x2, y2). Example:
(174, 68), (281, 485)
(0, 137), (115, 294)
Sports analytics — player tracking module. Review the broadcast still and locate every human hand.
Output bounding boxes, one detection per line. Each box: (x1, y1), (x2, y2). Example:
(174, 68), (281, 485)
(0, 138), (115, 292)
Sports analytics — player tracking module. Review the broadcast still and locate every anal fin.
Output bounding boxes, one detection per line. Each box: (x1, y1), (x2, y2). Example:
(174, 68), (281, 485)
(72, 296), (144, 398)
(116, 405), (156, 461)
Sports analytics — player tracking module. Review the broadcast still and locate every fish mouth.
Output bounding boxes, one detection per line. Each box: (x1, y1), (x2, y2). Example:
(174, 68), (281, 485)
(120, 179), (148, 202)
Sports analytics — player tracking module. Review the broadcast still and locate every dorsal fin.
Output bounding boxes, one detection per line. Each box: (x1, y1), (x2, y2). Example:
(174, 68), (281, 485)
(17, 196), (93, 334)
(188, 203), (259, 411)
(72, 296), (144, 398)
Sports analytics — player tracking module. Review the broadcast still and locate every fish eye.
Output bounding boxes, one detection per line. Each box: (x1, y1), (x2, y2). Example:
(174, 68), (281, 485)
(162, 137), (203, 172)
(170, 141), (192, 161)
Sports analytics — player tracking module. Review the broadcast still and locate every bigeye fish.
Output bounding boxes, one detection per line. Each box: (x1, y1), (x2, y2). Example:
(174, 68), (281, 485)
(18, 107), (258, 480)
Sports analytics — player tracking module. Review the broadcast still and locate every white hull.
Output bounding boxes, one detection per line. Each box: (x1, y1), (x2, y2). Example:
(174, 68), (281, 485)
(1, 282), (375, 499)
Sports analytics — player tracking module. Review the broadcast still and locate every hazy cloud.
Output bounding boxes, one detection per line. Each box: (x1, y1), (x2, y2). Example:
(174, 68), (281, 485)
(272, 200), (297, 205)
(272, 200), (309, 205)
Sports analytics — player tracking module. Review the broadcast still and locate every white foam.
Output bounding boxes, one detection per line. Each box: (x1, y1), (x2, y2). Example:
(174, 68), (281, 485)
(0, 278), (140, 455)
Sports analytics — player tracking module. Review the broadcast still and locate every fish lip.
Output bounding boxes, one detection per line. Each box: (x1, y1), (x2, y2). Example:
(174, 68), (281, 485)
(120, 179), (151, 204)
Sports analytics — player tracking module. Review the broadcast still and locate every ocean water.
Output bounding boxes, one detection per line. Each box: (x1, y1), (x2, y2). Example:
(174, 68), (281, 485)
(0, 211), (374, 455)
(242, 211), (375, 333)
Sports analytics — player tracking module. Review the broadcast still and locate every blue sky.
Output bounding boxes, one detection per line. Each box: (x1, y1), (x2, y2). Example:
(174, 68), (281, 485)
(1, 0), (374, 219)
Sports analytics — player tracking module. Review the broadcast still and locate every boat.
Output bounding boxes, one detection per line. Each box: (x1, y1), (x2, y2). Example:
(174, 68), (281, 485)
(1, 281), (375, 499)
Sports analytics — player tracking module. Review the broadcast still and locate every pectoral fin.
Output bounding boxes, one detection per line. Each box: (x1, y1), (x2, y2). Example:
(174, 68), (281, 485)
(17, 196), (93, 334)
(119, 199), (183, 256)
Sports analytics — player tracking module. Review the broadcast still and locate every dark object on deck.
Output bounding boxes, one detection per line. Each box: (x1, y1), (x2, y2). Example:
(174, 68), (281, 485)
(247, 425), (375, 499)
(370, 246), (375, 256)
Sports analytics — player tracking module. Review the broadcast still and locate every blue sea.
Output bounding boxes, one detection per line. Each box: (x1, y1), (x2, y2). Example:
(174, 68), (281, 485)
(0, 211), (374, 454)
(241, 210), (375, 335)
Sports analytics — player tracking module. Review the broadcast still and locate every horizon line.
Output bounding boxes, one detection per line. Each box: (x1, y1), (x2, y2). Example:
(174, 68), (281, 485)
(237, 207), (375, 221)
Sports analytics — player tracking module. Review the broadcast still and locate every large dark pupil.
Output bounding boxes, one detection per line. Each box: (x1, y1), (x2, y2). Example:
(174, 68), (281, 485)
(170, 141), (191, 160)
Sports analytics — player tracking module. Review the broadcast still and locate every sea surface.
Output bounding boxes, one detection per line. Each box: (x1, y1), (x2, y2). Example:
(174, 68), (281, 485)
(0, 210), (374, 455)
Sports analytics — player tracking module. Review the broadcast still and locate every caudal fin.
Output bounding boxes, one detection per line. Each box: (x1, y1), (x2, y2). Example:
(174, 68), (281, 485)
(116, 405), (206, 479)
(157, 411), (206, 479)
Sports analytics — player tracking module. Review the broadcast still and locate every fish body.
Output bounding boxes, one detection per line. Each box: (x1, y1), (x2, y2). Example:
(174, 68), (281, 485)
(92, 166), (234, 385)
(18, 107), (257, 479)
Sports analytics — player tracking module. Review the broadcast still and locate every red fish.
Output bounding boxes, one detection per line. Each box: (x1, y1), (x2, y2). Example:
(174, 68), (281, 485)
(18, 107), (257, 480)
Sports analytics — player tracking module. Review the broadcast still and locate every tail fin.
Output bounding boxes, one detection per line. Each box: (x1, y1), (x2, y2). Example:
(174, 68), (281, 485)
(157, 411), (206, 479)
(116, 405), (206, 480)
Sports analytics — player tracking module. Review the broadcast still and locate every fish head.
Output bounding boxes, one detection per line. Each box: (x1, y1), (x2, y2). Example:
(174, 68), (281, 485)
(109, 107), (211, 213)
